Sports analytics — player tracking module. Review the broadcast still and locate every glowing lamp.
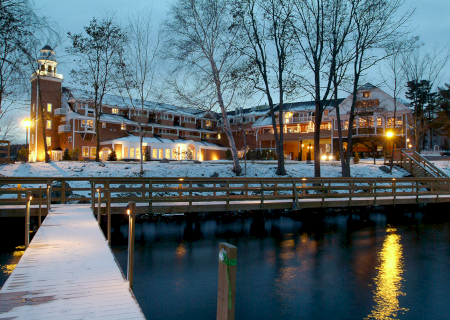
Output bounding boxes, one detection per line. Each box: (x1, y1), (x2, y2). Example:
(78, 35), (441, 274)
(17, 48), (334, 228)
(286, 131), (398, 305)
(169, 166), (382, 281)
(328, 155), (333, 161)
(386, 131), (394, 138)
(127, 209), (130, 215)
(302, 178), (307, 181)
(321, 155), (327, 161)
(23, 119), (31, 128)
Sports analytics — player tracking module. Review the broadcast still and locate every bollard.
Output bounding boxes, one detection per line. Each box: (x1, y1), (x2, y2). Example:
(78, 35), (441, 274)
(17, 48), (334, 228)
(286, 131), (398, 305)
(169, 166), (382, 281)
(38, 186), (42, 227)
(127, 202), (136, 289)
(47, 182), (51, 212)
(97, 188), (102, 224)
(91, 182), (95, 213)
(217, 242), (237, 320)
(106, 190), (111, 245)
(25, 191), (32, 249)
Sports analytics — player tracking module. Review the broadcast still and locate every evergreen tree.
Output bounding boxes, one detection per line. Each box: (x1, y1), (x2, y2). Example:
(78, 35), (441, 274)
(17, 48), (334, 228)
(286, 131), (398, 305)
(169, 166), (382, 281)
(353, 151), (360, 164)
(335, 151), (340, 161)
(225, 149), (232, 160)
(63, 148), (71, 160)
(144, 148), (151, 161)
(107, 150), (117, 161)
(255, 149), (261, 160)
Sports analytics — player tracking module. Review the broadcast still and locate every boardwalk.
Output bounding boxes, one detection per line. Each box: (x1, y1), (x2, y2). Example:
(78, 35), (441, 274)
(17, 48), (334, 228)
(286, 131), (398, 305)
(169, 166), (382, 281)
(0, 205), (145, 320)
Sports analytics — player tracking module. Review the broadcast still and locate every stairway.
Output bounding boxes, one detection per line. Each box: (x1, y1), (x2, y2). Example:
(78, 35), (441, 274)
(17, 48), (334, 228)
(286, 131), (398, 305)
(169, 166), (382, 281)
(385, 149), (448, 178)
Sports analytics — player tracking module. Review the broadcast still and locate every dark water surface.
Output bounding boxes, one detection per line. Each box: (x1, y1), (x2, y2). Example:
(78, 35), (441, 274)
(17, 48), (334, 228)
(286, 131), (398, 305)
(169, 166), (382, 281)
(1, 210), (450, 320)
(109, 210), (450, 320)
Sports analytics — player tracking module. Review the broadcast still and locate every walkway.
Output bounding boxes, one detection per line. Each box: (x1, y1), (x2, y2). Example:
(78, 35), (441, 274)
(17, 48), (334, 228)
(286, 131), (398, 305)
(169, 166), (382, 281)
(0, 204), (145, 320)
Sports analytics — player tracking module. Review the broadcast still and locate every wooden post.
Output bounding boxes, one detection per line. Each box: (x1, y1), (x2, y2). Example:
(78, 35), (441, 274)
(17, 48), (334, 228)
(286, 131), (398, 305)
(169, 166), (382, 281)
(189, 180), (193, 213)
(25, 191), (31, 249)
(127, 202), (136, 289)
(107, 190), (111, 245)
(61, 180), (66, 204)
(217, 242), (237, 320)
(17, 184), (22, 200)
(392, 179), (396, 206)
(38, 186), (42, 227)
(149, 180), (153, 214)
(226, 181), (230, 211)
(260, 181), (264, 209)
(97, 187), (102, 224)
(47, 181), (51, 211)
(91, 181), (95, 213)
(293, 181), (299, 210)
(374, 180), (377, 206)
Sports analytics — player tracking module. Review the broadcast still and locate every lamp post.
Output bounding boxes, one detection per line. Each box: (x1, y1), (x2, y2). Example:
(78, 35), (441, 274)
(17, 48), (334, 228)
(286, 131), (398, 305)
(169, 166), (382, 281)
(23, 119), (31, 162)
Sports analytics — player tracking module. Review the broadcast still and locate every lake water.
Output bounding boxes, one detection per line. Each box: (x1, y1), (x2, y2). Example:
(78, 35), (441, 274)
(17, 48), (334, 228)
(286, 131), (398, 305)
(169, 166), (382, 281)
(1, 208), (450, 320)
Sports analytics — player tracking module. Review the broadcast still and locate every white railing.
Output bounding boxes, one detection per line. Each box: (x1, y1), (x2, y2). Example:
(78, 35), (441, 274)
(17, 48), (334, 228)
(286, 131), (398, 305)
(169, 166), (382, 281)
(54, 108), (66, 116)
(58, 124), (71, 133)
(275, 116), (314, 124)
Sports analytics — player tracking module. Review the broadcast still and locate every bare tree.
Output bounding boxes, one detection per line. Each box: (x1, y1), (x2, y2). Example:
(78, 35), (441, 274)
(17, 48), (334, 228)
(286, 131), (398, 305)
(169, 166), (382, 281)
(117, 8), (161, 174)
(67, 15), (126, 162)
(290, 0), (354, 177)
(339, 0), (413, 177)
(233, 0), (297, 176)
(164, 0), (242, 175)
(0, 112), (19, 141)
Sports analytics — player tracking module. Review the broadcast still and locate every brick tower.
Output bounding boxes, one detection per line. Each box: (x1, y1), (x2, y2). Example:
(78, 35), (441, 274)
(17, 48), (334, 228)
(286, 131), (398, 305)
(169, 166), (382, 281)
(30, 45), (64, 162)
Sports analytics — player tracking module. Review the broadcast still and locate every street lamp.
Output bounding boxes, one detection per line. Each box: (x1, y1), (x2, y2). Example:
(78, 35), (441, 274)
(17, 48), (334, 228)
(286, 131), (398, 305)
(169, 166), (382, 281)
(23, 119), (31, 161)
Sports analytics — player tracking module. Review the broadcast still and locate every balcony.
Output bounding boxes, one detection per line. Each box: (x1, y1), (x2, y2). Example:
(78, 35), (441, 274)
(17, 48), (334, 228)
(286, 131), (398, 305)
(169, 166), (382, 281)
(58, 124), (71, 133)
(32, 70), (64, 80)
(54, 108), (67, 116)
(275, 116), (313, 124)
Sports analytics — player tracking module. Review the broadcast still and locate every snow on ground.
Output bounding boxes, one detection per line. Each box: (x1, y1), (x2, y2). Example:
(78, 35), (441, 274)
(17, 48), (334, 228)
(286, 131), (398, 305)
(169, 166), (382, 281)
(0, 159), (413, 179)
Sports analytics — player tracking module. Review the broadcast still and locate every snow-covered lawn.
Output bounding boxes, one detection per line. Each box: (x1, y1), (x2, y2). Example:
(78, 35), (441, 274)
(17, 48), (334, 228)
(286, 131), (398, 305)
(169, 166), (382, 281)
(0, 159), (418, 178)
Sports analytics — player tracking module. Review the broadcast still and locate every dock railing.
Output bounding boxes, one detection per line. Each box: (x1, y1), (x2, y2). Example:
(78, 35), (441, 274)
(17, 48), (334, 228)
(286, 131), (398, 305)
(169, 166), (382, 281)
(1, 177), (450, 215)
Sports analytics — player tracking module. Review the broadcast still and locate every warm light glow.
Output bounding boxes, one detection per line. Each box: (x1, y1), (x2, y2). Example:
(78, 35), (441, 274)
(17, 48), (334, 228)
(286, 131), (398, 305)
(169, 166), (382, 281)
(96, 189), (99, 192)
(406, 138), (410, 142)
(386, 131), (394, 138)
(321, 155), (327, 161)
(127, 209), (130, 215)
(302, 178), (307, 181)
(29, 196), (32, 201)
(366, 228), (407, 319)
(179, 178), (184, 181)
(328, 155), (333, 161)
(408, 144), (412, 148)
(301, 144), (304, 147)
(23, 119), (31, 128)
(392, 178), (396, 181)
(285, 112), (292, 118)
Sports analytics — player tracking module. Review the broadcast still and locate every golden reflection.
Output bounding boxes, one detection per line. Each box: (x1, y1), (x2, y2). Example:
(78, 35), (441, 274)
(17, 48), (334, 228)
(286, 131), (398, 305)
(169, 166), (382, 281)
(1, 247), (24, 275)
(175, 243), (186, 257)
(366, 228), (408, 320)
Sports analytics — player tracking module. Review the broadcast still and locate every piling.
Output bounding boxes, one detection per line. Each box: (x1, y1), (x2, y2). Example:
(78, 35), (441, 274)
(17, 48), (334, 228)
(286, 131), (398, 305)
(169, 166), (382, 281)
(217, 242), (237, 320)
(127, 202), (136, 289)
(25, 191), (31, 249)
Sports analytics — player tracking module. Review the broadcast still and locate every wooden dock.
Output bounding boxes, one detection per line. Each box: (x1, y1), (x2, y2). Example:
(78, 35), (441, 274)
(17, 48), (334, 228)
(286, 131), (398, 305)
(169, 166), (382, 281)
(0, 204), (145, 320)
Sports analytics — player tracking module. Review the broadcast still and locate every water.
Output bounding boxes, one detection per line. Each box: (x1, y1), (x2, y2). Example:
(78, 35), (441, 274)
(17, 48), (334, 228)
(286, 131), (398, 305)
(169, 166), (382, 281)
(109, 211), (450, 320)
(2, 210), (450, 319)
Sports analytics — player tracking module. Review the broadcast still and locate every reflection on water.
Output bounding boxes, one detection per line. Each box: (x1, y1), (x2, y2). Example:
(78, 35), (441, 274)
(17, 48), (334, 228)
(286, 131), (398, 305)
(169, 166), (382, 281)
(366, 227), (408, 320)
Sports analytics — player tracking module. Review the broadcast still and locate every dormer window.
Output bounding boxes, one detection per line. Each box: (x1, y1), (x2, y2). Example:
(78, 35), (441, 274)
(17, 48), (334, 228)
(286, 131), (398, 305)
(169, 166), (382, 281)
(363, 92), (371, 98)
(112, 108), (119, 114)
(121, 123), (126, 130)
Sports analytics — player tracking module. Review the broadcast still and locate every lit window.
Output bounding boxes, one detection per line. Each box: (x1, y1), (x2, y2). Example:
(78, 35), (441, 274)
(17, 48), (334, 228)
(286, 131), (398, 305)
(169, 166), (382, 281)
(90, 147), (96, 158)
(130, 148), (134, 158)
(112, 108), (119, 114)
(165, 149), (170, 159)
(46, 137), (51, 146)
(87, 120), (94, 128)
(124, 147), (128, 158)
(121, 123), (126, 130)
(396, 116), (403, 126)
(387, 117), (395, 127)
(206, 120), (212, 127)
(152, 149), (157, 159)
(81, 120), (86, 127)
(159, 149), (163, 158)
(102, 122), (106, 128)
(363, 92), (371, 98)
(46, 120), (52, 129)
(47, 103), (52, 112)
(82, 146), (89, 157)
(172, 149), (177, 159)
(136, 148), (140, 159)
(377, 117), (382, 126)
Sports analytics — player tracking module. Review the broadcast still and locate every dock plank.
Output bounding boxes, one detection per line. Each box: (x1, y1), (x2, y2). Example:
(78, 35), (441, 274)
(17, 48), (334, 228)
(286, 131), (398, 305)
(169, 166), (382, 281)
(0, 204), (145, 320)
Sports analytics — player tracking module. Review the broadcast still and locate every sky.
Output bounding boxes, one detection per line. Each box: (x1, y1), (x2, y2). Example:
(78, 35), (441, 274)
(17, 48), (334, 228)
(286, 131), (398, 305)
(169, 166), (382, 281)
(12, 0), (450, 143)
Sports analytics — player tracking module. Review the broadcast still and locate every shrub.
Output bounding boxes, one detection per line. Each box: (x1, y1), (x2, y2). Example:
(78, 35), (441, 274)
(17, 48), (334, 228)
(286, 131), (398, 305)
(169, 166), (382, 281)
(272, 150), (278, 160)
(70, 148), (80, 160)
(353, 151), (360, 164)
(297, 152), (302, 161)
(63, 148), (71, 160)
(307, 149), (311, 162)
(107, 150), (117, 161)
(17, 147), (29, 162)
(335, 151), (340, 161)
(144, 148), (151, 161)
(225, 149), (232, 160)
(255, 149), (261, 160)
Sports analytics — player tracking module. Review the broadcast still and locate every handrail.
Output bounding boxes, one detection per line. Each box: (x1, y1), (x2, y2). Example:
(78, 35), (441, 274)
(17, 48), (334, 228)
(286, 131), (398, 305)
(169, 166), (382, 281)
(413, 151), (448, 178)
(400, 151), (434, 177)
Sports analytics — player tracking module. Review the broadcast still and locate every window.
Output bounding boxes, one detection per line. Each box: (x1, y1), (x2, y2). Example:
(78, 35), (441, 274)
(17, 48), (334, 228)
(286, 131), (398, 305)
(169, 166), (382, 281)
(387, 117), (395, 127)
(46, 137), (51, 146)
(112, 108), (119, 114)
(82, 146), (89, 157)
(165, 149), (170, 159)
(81, 120), (85, 127)
(206, 120), (212, 127)
(396, 116), (403, 126)
(46, 120), (52, 129)
(124, 147), (128, 158)
(130, 148), (135, 158)
(152, 149), (157, 159)
(230, 119), (234, 124)
(363, 92), (371, 98)
(136, 148), (140, 159)
(377, 117), (382, 126)
(161, 114), (171, 120)
(90, 147), (96, 158)
(68, 136), (72, 143)
(102, 122), (106, 128)
(324, 110), (329, 117)
(172, 149), (177, 159)
(121, 123), (126, 130)
(47, 103), (52, 112)
(159, 149), (163, 158)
